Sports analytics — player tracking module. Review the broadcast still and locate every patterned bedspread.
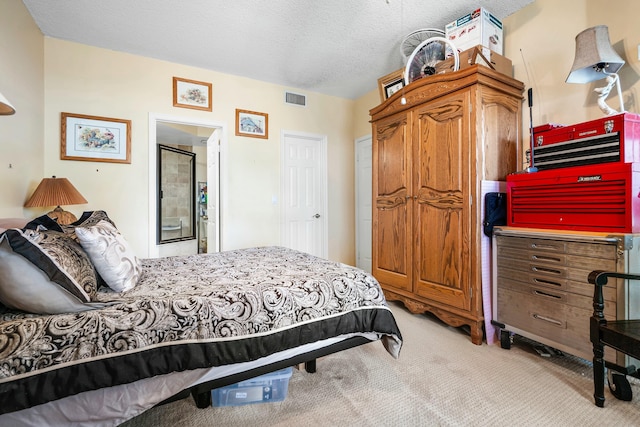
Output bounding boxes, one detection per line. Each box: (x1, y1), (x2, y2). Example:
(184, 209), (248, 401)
(0, 246), (402, 414)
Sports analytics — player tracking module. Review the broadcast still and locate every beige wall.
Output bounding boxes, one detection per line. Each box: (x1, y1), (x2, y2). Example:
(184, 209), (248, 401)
(38, 37), (356, 262)
(0, 0), (44, 218)
(353, 89), (380, 139)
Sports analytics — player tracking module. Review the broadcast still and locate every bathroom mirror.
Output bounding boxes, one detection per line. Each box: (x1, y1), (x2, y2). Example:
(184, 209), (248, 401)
(157, 144), (196, 244)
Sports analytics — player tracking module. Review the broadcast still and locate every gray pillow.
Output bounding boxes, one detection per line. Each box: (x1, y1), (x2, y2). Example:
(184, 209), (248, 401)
(2, 227), (99, 297)
(0, 233), (109, 314)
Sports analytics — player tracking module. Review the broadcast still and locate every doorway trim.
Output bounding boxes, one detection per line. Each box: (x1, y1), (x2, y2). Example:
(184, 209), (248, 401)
(355, 134), (372, 273)
(148, 113), (227, 258)
(280, 129), (328, 259)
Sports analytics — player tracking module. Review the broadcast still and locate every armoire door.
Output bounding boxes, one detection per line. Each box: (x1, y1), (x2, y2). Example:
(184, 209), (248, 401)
(412, 91), (472, 310)
(372, 111), (413, 292)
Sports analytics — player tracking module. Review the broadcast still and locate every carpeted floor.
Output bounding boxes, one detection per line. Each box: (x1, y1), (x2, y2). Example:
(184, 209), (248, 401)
(120, 301), (640, 426)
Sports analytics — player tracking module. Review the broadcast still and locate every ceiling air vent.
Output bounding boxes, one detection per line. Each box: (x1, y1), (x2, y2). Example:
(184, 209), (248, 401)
(285, 91), (307, 107)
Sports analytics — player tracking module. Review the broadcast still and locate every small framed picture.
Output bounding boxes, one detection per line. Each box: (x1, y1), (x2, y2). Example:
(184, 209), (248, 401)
(173, 77), (212, 111)
(60, 112), (131, 164)
(235, 109), (268, 139)
(377, 68), (405, 102)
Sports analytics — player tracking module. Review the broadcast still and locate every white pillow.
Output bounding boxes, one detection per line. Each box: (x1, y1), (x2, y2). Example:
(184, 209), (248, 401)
(75, 220), (141, 292)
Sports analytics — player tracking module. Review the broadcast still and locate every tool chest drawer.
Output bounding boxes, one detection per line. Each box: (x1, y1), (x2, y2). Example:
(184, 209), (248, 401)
(492, 227), (640, 362)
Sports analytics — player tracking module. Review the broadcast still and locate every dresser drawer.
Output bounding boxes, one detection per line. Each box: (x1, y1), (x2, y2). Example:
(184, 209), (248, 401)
(496, 236), (566, 253)
(496, 235), (618, 260)
(497, 261), (618, 301)
(497, 287), (615, 360)
(498, 247), (617, 271)
(493, 228), (640, 363)
(497, 274), (616, 314)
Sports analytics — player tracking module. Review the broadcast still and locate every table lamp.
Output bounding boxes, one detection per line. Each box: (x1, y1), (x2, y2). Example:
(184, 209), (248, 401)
(24, 176), (88, 225)
(0, 91), (15, 115)
(566, 25), (625, 116)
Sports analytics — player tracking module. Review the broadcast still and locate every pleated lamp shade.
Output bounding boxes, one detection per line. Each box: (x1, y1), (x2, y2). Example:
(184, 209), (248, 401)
(24, 176), (88, 224)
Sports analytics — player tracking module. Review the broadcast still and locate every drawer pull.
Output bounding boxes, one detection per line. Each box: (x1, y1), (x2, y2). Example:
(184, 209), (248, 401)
(533, 290), (562, 299)
(532, 278), (562, 287)
(531, 255), (562, 263)
(532, 313), (562, 326)
(530, 243), (560, 251)
(531, 266), (562, 275)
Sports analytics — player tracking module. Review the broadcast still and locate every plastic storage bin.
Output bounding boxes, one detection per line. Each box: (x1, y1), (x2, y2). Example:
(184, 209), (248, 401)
(212, 367), (293, 407)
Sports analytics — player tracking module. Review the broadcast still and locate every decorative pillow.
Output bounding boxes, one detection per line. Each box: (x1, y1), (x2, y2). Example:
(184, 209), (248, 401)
(61, 210), (117, 240)
(23, 214), (64, 232)
(4, 228), (98, 302)
(0, 230), (107, 314)
(75, 220), (141, 292)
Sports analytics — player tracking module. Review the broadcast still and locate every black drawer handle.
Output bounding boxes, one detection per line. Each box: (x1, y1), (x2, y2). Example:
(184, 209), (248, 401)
(532, 290), (562, 299)
(532, 313), (563, 326)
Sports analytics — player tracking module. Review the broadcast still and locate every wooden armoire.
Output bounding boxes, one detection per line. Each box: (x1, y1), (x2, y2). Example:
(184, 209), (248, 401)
(370, 65), (524, 344)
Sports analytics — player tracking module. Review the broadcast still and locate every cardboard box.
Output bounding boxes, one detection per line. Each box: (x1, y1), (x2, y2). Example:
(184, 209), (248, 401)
(445, 8), (503, 55)
(436, 45), (512, 77)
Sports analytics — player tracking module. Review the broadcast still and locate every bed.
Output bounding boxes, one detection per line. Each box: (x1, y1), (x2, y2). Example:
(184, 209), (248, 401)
(0, 213), (403, 426)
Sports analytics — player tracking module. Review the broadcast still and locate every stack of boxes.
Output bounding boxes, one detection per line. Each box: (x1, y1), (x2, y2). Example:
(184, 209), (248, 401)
(442, 7), (512, 76)
(445, 7), (504, 55)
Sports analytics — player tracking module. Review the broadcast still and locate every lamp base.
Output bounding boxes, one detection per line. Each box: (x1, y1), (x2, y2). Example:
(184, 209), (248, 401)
(595, 73), (625, 116)
(47, 206), (78, 225)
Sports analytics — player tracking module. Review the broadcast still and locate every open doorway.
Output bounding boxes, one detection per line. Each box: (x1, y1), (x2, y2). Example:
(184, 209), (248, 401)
(148, 113), (225, 258)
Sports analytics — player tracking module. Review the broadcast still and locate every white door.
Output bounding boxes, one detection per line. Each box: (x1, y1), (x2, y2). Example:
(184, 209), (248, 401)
(281, 131), (327, 258)
(356, 136), (372, 272)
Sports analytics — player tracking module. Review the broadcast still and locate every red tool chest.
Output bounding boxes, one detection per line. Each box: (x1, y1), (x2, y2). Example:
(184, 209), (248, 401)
(530, 112), (640, 171)
(507, 162), (640, 232)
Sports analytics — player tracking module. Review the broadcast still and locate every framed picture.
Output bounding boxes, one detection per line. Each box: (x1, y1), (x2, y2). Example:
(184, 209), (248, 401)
(60, 112), (131, 164)
(235, 109), (268, 139)
(377, 68), (405, 102)
(173, 77), (212, 111)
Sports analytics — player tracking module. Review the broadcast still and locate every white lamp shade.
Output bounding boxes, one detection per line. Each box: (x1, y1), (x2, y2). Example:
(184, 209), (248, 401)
(566, 25), (625, 84)
(0, 91), (15, 115)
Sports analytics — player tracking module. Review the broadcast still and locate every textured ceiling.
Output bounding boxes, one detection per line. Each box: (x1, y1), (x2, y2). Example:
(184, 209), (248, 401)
(22, 0), (533, 99)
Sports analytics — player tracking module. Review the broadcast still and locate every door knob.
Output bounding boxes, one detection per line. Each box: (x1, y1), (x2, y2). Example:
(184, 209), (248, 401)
(313, 213), (321, 218)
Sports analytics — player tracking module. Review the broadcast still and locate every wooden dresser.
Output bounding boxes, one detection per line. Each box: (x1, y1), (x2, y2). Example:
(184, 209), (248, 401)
(370, 66), (524, 344)
(493, 226), (640, 362)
